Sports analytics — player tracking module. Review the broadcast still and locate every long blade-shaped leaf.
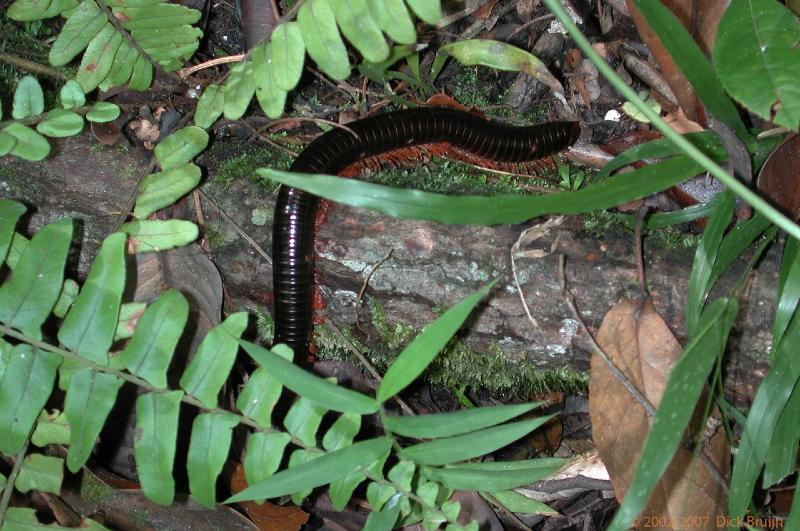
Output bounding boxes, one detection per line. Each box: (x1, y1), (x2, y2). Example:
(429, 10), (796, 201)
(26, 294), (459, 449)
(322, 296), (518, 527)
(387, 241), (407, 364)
(773, 237), (800, 352)
(0, 345), (61, 454)
(58, 232), (126, 365)
(728, 308), (800, 519)
(422, 458), (567, 491)
(258, 154), (706, 225)
(0, 217), (72, 336)
(135, 390), (182, 505)
(226, 436), (392, 503)
(49, 0), (106, 66)
(378, 281), (496, 402)
(241, 341), (379, 414)
(381, 402), (542, 438)
(401, 416), (553, 466)
(64, 368), (124, 471)
(685, 191), (735, 336)
(608, 298), (738, 531)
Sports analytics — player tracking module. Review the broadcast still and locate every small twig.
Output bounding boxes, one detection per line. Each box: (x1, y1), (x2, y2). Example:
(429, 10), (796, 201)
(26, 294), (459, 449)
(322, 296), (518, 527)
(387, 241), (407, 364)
(178, 54), (246, 78)
(197, 190), (271, 265)
(0, 433), (31, 526)
(355, 249), (394, 332)
(256, 116), (360, 140)
(0, 52), (69, 80)
(323, 319), (415, 416)
(508, 14), (556, 39)
(557, 254), (656, 417)
(634, 205), (649, 298)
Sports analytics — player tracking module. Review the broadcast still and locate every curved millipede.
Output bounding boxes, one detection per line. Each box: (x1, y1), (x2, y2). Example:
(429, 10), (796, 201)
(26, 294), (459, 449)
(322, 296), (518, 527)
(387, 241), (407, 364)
(272, 107), (581, 356)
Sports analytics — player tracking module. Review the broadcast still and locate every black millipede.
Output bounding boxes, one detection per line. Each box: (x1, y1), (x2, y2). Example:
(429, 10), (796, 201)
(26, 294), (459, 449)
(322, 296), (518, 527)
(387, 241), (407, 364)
(272, 106), (581, 356)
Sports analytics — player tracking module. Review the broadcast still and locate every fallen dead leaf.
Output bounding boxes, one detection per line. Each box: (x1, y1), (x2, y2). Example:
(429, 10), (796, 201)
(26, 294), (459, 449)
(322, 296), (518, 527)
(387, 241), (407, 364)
(663, 108), (705, 135)
(231, 463), (309, 531)
(588, 299), (729, 530)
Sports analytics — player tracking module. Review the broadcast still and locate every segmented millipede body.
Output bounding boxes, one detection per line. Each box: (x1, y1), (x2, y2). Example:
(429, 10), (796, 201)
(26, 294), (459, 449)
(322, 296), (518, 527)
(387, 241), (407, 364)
(272, 107), (581, 356)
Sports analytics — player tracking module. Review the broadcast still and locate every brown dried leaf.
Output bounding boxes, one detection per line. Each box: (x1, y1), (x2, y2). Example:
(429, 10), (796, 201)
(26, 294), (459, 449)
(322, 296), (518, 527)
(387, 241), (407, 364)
(663, 108), (705, 135)
(231, 463), (309, 531)
(757, 134), (800, 220)
(589, 299), (729, 530)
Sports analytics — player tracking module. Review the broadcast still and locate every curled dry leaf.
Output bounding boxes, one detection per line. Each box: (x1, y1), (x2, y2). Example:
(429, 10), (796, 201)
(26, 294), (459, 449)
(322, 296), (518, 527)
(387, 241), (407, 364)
(588, 299), (729, 530)
(230, 463), (309, 531)
(757, 134), (800, 219)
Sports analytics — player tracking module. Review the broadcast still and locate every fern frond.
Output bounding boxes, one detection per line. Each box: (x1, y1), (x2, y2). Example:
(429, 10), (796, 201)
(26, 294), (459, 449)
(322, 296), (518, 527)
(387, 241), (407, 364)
(7, 0), (202, 92)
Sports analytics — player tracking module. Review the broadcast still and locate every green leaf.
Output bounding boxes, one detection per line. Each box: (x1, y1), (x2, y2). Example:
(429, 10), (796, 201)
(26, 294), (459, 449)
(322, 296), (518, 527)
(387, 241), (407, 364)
(236, 365), (286, 425)
(134, 164), (202, 219)
(7, 0), (77, 20)
(101, 40), (138, 91)
(597, 131), (725, 179)
(763, 380), (800, 486)
(713, 0), (800, 129)
(194, 83), (225, 129)
(16, 454), (63, 494)
(631, 0), (754, 148)
(404, 0), (441, 24)
(257, 154), (706, 225)
(128, 55), (153, 91)
(53, 278), (80, 318)
(364, 499), (402, 531)
(77, 24), (123, 92)
(0, 130), (16, 156)
(187, 411), (239, 508)
(64, 368), (124, 471)
(118, 289), (188, 388)
(378, 282), (496, 402)
(12, 75), (44, 119)
(483, 490), (557, 515)
(609, 298), (738, 531)
(0, 345), (62, 454)
(49, 0), (106, 66)
(222, 62), (255, 120)
(135, 390), (182, 505)
(0, 200), (26, 264)
(36, 109), (84, 138)
(241, 341), (380, 415)
(60, 80), (86, 109)
(323, 413), (361, 451)
(330, 0), (390, 63)
(728, 307), (800, 520)
(368, 0), (416, 45)
(284, 396), (327, 447)
(58, 232), (126, 365)
(118, 3), (201, 31)
(422, 458), (567, 491)
(85, 102), (121, 123)
(297, 0), (351, 80)
(685, 190), (735, 335)
(121, 219), (199, 252)
(367, 481), (397, 512)
(401, 416), (553, 466)
(443, 40), (562, 92)
(31, 410), (71, 447)
(288, 448), (324, 503)
(3, 122), (51, 161)
(382, 402), (542, 439)
(773, 237), (800, 353)
(0, 217), (72, 336)
(253, 44), (287, 119)
(180, 312), (247, 408)
(269, 22), (305, 91)
(114, 301), (146, 340)
(152, 126), (208, 172)
(243, 431), (291, 487)
(226, 437), (392, 503)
